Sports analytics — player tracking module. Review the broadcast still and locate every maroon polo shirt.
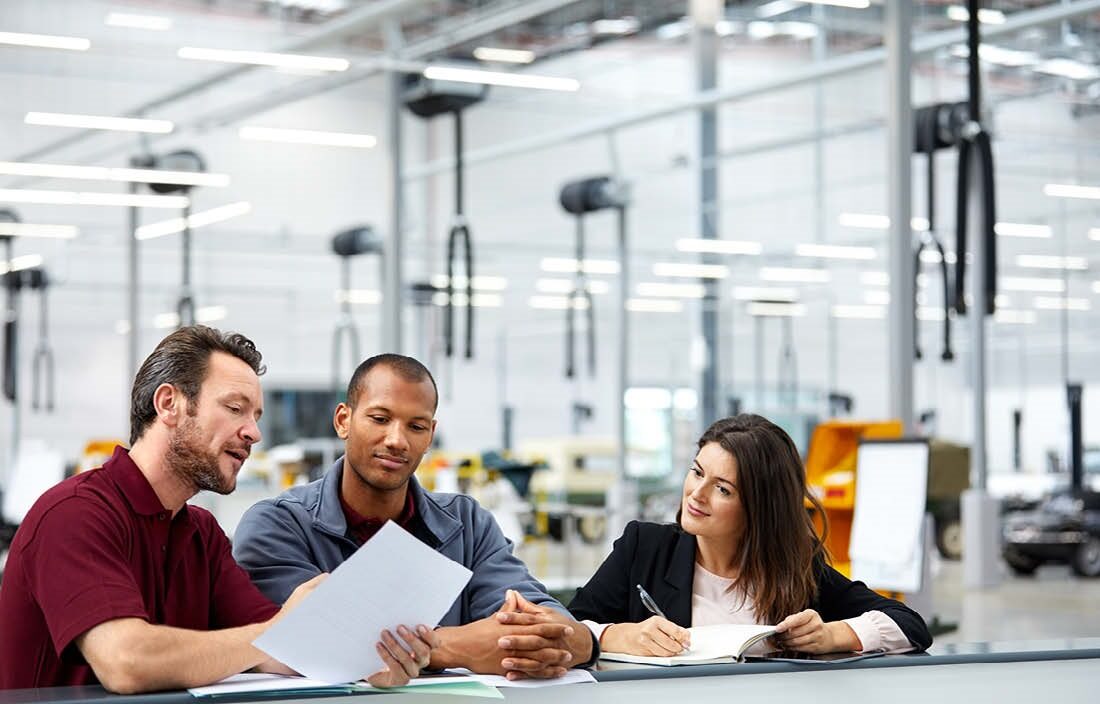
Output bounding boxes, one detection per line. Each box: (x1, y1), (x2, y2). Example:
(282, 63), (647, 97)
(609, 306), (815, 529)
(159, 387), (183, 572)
(339, 490), (416, 546)
(0, 446), (278, 689)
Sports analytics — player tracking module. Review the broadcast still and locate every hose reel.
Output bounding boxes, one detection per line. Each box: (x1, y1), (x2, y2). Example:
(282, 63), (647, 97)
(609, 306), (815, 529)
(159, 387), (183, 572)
(330, 225), (383, 391)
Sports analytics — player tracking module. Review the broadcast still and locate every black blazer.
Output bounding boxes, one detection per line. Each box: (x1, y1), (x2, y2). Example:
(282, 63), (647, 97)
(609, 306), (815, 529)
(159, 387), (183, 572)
(568, 521), (932, 651)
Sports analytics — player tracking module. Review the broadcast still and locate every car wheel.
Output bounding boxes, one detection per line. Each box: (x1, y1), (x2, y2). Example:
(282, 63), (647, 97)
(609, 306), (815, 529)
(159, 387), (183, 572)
(1071, 537), (1100, 577)
(1003, 546), (1040, 576)
(936, 518), (963, 560)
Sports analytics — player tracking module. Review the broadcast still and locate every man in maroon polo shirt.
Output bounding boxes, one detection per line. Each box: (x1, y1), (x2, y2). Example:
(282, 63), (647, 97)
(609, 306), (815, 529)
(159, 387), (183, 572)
(0, 326), (433, 692)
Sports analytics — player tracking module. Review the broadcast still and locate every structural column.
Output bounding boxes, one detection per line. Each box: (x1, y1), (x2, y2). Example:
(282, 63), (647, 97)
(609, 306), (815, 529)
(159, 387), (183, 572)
(692, 0), (721, 428)
(885, 0), (915, 430)
(382, 23), (405, 354)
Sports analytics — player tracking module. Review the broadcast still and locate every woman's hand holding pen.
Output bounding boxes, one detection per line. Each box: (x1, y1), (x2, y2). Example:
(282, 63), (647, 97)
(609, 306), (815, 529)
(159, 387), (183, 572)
(772, 609), (861, 654)
(600, 617), (690, 657)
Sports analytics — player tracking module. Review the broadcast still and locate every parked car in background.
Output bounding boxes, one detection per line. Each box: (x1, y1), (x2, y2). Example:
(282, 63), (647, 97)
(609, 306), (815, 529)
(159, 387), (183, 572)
(1002, 490), (1100, 577)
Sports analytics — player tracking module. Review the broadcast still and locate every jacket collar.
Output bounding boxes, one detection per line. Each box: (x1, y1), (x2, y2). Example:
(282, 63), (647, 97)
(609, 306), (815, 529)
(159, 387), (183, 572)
(313, 457), (462, 547)
(664, 526), (697, 626)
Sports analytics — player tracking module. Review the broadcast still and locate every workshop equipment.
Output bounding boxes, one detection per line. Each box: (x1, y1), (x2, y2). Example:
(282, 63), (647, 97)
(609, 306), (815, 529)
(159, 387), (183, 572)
(404, 72), (487, 360)
(330, 225), (384, 391)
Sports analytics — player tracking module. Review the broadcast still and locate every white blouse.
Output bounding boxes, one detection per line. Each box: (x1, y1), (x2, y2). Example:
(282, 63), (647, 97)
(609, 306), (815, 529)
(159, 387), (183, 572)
(584, 562), (913, 654)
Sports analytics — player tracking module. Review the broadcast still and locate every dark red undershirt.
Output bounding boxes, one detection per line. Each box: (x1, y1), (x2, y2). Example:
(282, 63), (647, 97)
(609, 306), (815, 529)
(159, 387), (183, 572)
(339, 490), (417, 546)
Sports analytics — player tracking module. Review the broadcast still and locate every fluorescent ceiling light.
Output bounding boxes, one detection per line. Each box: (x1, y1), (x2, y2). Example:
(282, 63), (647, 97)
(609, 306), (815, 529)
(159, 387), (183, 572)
(994, 222), (1052, 238)
(0, 188), (188, 208)
(0, 254), (44, 275)
(136, 201), (251, 240)
(732, 286), (798, 302)
(335, 289), (381, 305)
(795, 243), (876, 260)
(1033, 296), (1091, 311)
(920, 249), (957, 264)
(994, 294), (1013, 308)
(636, 282), (705, 298)
(676, 238), (762, 255)
(838, 212), (929, 231)
(529, 295), (590, 310)
(1044, 183), (1100, 200)
(626, 298), (683, 313)
(759, 267), (830, 283)
(423, 65), (579, 92)
(540, 257), (619, 274)
(239, 126), (376, 148)
(1015, 254), (1087, 271)
(808, 0), (870, 7)
(994, 309), (1037, 325)
(25, 111), (172, 134)
(178, 47), (349, 72)
(430, 274), (508, 291)
(863, 290), (890, 305)
(747, 302), (806, 317)
(432, 292), (502, 308)
(0, 31), (90, 51)
(591, 17), (640, 35)
(0, 222), (77, 239)
(1093, 281), (1100, 294)
(1033, 59), (1100, 81)
(951, 44), (1039, 68)
(154, 305), (228, 330)
(946, 6), (1006, 24)
(757, 1), (801, 18)
(1001, 276), (1065, 293)
(1089, 228), (1100, 241)
(473, 47), (535, 64)
(653, 262), (728, 279)
(105, 13), (172, 31)
(860, 271), (889, 286)
(832, 305), (885, 319)
(0, 160), (229, 187)
(535, 278), (609, 294)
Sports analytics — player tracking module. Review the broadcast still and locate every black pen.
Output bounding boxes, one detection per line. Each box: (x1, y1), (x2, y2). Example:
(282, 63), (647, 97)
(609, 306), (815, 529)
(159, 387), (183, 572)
(636, 584), (668, 620)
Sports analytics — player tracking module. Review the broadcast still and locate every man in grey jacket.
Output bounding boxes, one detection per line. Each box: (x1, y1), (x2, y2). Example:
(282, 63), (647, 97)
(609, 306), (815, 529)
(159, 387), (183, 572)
(233, 353), (595, 680)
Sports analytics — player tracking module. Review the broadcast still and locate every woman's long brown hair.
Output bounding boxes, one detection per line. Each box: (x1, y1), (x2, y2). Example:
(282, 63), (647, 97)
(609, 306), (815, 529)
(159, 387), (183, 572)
(693, 414), (828, 624)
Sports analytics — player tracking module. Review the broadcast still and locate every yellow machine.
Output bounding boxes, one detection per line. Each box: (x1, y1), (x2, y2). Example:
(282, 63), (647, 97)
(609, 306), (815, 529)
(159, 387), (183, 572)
(804, 420), (904, 577)
(520, 437), (618, 543)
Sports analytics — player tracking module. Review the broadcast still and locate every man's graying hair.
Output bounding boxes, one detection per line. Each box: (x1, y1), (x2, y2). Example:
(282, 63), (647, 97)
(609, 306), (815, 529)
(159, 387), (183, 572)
(129, 325), (265, 445)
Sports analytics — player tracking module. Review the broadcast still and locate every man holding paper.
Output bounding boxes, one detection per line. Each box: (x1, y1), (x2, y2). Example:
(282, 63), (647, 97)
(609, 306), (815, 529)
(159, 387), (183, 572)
(234, 354), (596, 680)
(0, 327), (432, 692)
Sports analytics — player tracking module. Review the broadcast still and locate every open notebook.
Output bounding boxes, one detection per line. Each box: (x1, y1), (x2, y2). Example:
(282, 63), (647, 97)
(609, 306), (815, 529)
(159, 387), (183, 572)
(600, 624), (776, 666)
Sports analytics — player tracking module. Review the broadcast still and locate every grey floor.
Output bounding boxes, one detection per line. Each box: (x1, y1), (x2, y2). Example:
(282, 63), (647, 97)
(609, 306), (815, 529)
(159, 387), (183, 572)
(517, 538), (1100, 646)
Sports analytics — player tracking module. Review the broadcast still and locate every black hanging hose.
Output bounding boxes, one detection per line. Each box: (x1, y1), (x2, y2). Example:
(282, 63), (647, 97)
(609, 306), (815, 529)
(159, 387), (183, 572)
(564, 216), (596, 379)
(445, 110), (474, 360)
(1, 235), (16, 403)
(954, 0), (998, 317)
(913, 107), (954, 363)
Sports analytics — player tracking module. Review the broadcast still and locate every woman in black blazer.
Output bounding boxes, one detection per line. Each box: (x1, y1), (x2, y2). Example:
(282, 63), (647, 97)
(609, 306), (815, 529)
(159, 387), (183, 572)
(568, 414), (932, 657)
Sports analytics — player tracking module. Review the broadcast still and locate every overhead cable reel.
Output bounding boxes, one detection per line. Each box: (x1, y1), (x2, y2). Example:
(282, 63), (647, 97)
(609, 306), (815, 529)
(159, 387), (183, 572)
(557, 176), (629, 379)
(403, 72), (487, 360)
(132, 149), (209, 327)
(330, 225), (383, 391)
(911, 102), (968, 364)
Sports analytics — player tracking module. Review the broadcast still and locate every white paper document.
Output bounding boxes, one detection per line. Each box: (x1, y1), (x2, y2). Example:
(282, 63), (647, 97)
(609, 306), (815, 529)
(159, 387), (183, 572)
(448, 668), (597, 688)
(253, 521), (472, 683)
(188, 673), (341, 696)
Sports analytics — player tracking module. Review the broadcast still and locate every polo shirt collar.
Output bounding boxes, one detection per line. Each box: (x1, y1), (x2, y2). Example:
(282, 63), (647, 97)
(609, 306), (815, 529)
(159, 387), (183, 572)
(316, 457), (461, 546)
(104, 445), (171, 517)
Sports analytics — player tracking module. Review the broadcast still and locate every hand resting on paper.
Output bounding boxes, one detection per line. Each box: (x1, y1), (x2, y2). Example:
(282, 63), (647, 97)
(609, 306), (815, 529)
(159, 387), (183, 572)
(772, 609), (861, 654)
(598, 616), (691, 657)
(430, 590), (590, 680)
(364, 624), (438, 687)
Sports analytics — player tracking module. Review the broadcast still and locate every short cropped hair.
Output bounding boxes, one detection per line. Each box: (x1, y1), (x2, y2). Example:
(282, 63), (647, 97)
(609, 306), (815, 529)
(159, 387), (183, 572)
(129, 325), (265, 444)
(346, 353), (438, 411)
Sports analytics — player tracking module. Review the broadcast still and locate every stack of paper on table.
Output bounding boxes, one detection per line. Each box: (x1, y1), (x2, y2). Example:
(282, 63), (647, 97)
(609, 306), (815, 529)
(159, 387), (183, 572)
(189, 672), (503, 698)
(252, 521), (472, 683)
(600, 624), (776, 666)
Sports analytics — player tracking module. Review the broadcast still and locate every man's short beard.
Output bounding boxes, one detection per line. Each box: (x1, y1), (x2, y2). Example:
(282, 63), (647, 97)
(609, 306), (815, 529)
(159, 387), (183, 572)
(167, 411), (234, 495)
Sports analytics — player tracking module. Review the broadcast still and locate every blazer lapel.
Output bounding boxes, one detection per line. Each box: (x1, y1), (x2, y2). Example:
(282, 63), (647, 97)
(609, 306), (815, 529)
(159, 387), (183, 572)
(663, 529), (697, 627)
